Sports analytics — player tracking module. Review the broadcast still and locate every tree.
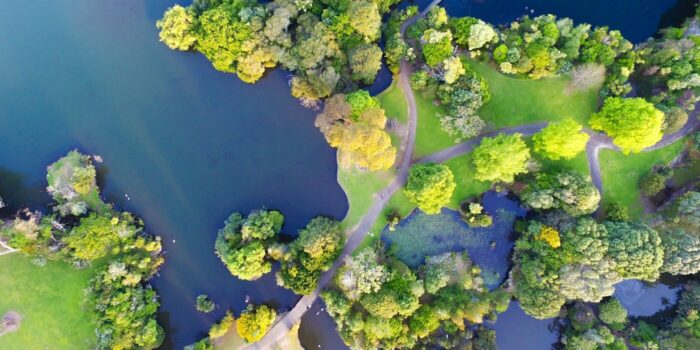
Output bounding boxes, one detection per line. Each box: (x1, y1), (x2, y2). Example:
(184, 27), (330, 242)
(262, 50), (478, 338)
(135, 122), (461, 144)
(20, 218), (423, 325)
(336, 247), (388, 300)
(606, 221), (664, 281)
(156, 5), (198, 51)
(196, 294), (216, 313)
(467, 22), (497, 50)
(315, 93), (396, 171)
(521, 171), (600, 216)
(236, 304), (277, 343)
(63, 212), (138, 261)
(403, 163), (456, 214)
(348, 0), (381, 41)
(533, 119), (590, 160)
(472, 133), (531, 183)
(598, 298), (628, 326)
(349, 44), (382, 84)
(214, 210), (284, 280)
(661, 228), (700, 275)
(450, 17), (479, 48)
(590, 97), (664, 154)
(421, 29), (454, 67)
(441, 56), (465, 84)
(209, 311), (234, 339)
(278, 217), (344, 294)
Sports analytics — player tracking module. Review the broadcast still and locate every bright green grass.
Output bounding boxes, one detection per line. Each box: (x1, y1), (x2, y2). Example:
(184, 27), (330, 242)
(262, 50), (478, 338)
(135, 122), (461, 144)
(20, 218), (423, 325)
(0, 254), (96, 349)
(413, 90), (458, 158)
(443, 153), (491, 208)
(466, 59), (601, 129)
(337, 167), (394, 230)
(524, 138), (591, 176)
(599, 139), (685, 219)
(377, 82), (408, 123)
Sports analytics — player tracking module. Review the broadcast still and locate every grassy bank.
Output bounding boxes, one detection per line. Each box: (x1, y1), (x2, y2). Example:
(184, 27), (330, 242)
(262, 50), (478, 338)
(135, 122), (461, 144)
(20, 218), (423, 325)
(600, 139), (685, 218)
(0, 254), (96, 349)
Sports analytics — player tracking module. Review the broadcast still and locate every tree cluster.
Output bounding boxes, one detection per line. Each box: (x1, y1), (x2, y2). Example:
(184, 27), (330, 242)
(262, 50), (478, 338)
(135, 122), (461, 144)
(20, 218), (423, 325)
(315, 90), (397, 171)
(323, 245), (509, 349)
(512, 215), (663, 319)
(520, 171), (601, 216)
(403, 163), (456, 215)
(158, 0), (402, 103)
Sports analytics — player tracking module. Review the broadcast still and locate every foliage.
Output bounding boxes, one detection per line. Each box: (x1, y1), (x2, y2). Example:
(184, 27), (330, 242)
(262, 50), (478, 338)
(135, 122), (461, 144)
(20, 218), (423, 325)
(209, 311), (235, 339)
(421, 29), (454, 67)
(196, 294), (216, 313)
(214, 209), (284, 280)
(278, 216), (344, 294)
(315, 93), (396, 171)
(459, 202), (493, 228)
(236, 304), (277, 343)
(605, 202), (629, 221)
(520, 171), (600, 216)
(590, 97), (664, 154)
(383, 7), (418, 73)
(605, 221), (663, 281)
(533, 119), (590, 160)
(538, 225), (561, 248)
(640, 166), (672, 196)
(403, 163), (456, 214)
(158, 0), (398, 100)
(156, 5), (198, 50)
(598, 298), (628, 326)
(47, 150), (107, 216)
(62, 212), (140, 261)
(472, 133), (531, 183)
(336, 246), (388, 300)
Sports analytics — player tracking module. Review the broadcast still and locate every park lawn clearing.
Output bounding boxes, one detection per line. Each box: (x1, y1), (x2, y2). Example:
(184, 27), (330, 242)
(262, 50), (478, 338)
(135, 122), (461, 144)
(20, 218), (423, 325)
(465, 59), (601, 129)
(599, 138), (685, 219)
(0, 254), (96, 349)
(413, 90), (459, 158)
(337, 167), (394, 230)
(377, 81), (408, 123)
(443, 153), (491, 208)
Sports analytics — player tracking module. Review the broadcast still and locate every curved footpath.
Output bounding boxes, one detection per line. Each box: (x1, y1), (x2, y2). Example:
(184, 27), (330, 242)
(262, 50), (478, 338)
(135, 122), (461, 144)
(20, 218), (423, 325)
(244, 2), (441, 349)
(247, 1), (699, 347)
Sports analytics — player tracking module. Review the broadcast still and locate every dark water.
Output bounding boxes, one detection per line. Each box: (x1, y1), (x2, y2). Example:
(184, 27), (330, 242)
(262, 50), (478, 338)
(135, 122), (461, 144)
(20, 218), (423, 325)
(492, 301), (559, 350)
(401, 0), (690, 43)
(0, 0), (695, 349)
(382, 191), (525, 289)
(0, 1), (347, 347)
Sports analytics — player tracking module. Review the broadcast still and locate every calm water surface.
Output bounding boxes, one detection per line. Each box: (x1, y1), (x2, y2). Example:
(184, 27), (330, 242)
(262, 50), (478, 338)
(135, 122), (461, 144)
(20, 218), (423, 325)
(0, 0), (693, 349)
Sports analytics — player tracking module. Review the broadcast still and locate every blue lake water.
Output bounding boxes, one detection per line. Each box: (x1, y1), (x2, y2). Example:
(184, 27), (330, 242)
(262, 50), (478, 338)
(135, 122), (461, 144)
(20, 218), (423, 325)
(0, 0), (693, 349)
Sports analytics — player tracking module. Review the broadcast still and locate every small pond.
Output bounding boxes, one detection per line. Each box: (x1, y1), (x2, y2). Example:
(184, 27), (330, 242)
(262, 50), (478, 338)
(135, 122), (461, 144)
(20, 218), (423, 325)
(491, 301), (559, 350)
(614, 279), (681, 317)
(382, 191), (525, 289)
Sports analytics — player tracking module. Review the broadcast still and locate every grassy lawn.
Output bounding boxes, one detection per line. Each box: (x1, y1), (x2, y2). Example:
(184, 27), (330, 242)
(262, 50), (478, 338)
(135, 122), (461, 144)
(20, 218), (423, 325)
(413, 90), (458, 158)
(466, 59), (601, 129)
(376, 82), (408, 123)
(443, 153), (491, 208)
(0, 254), (96, 349)
(600, 139), (685, 219)
(337, 167), (394, 230)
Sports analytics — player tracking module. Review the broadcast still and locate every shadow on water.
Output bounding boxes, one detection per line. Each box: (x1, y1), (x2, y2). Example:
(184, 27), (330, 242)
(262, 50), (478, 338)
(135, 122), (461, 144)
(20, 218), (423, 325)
(0, 168), (51, 213)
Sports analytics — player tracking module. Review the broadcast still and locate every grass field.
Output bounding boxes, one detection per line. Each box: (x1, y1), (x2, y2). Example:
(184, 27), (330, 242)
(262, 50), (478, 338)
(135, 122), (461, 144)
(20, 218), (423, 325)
(600, 138), (685, 218)
(376, 82), (408, 123)
(466, 59), (601, 129)
(0, 254), (96, 349)
(412, 59), (601, 159)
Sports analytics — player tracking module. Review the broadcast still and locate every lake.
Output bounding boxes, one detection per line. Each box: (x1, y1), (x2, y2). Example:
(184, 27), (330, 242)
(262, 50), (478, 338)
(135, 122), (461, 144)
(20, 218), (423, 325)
(0, 0), (691, 349)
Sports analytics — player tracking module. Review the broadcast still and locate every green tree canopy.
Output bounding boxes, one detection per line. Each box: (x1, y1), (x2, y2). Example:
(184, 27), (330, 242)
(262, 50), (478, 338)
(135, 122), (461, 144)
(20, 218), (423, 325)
(599, 297), (628, 326)
(590, 97), (664, 154)
(533, 119), (590, 160)
(472, 133), (531, 183)
(403, 163), (456, 215)
(606, 221), (664, 281)
(236, 304), (277, 343)
(156, 5), (198, 51)
(521, 171), (600, 216)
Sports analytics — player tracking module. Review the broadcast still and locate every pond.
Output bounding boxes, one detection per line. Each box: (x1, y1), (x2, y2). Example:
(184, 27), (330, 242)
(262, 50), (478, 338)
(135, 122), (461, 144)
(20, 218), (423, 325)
(614, 279), (681, 317)
(382, 191), (525, 289)
(0, 0), (693, 349)
(491, 301), (559, 350)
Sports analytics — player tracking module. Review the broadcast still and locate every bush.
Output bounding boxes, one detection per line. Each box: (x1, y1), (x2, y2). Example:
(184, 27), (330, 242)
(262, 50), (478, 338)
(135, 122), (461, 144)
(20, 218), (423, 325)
(209, 311), (234, 339)
(598, 298), (628, 326)
(236, 304), (277, 343)
(605, 202), (629, 221)
(196, 294), (216, 313)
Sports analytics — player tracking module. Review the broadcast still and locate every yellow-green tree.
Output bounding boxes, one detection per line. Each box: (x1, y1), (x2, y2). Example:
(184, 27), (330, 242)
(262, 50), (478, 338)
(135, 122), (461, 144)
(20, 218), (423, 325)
(236, 304), (277, 343)
(590, 97), (664, 154)
(404, 163), (456, 214)
(315, 92), (396, 171)
(472, 133), (531, 183)
(209, 311), (234, 339)
(156, 5), (198, 51)
(533, 119), (590, 160)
